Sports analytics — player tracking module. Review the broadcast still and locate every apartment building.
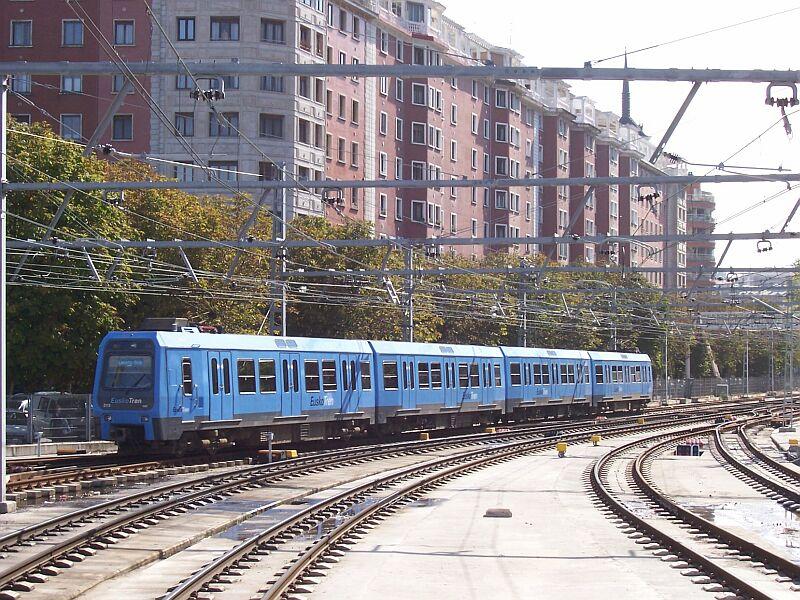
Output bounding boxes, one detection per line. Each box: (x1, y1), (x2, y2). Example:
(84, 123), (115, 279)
(1, 0), (151, 153)
(686, 183), (717, 287)
(4, 0), (703, 288)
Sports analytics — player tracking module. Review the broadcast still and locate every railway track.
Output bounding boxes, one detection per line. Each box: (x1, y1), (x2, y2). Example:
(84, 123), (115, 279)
(591, 417), (800, 600)
(0, 404), (761, 598)
(159, 408), (763, 600)
(3, 398), (769, 495)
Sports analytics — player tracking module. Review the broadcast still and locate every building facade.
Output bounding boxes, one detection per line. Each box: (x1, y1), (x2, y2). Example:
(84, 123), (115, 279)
(3, 0), (706, 289)
(1, 0), (151, 154)
(686, 183), (717, 288)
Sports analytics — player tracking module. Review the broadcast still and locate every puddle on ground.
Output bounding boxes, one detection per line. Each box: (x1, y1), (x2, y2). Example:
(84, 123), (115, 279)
(410, 497), (447, 507)
(683, 499), (800, 561)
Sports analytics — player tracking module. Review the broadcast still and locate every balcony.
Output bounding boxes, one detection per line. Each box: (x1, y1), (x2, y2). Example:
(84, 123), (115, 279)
(687, 212), (714, 223)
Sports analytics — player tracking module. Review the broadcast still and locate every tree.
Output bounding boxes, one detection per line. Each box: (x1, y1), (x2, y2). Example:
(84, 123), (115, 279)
(7, 121), (134, 392)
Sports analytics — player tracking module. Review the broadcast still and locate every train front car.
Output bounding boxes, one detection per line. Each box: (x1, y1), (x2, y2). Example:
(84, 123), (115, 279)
(587, 351), (653, 413)
(93, 331), (162, 451)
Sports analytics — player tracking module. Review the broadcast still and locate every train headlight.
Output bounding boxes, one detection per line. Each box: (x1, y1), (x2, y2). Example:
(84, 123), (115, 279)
(104, 414), (112, 422)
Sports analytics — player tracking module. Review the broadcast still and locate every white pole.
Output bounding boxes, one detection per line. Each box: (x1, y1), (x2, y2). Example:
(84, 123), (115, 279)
(664, 325), (669, 404)
(0, 75), (16, 512)
(280, 163), (287, 338)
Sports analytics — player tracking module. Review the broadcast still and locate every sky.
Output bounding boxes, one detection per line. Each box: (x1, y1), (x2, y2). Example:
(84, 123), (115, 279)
(443, 0), (800, 270)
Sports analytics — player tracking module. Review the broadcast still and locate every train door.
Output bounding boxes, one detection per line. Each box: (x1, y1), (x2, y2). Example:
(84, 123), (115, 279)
(208, 351), (233, 421)
(341, 355), (358, 414)
(444, 361), (457, 408)
(280, 354), (301, 417)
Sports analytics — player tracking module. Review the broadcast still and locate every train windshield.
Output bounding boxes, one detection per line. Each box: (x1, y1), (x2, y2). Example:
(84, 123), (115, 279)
(104, 355), (153, 389)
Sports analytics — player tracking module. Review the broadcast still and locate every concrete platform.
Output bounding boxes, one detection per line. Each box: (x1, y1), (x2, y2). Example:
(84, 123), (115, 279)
(310, 441), (710, 600)
(6, 441), (117, 459)
(651, 437), (800, 563)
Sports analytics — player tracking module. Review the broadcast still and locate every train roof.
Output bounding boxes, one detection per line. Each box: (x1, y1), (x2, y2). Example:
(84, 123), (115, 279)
(103, 331), (373, 354)
(499, 347), (591, 360)
(587, 351), (651, 363)
(368, 340), (503, 358)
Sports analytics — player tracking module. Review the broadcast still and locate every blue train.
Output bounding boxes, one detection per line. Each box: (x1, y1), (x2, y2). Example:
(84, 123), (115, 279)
(93, 325), (653, 453)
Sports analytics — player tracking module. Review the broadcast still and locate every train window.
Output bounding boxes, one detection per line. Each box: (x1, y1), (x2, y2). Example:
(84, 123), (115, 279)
(342, 361), (349, 391)
(181, 358), (193, 396)
(532, 363), (541, 385)
(568, 364), (576, 384)
(444, 363), (451, 388)
(595, 365), (604, 384)
(409, 362), (415, 389)
(211, 358), (220, 394)
(402, 362), (408, 389)
(237, 359), (256, 394)
(282, 360), (289, 393)
(510, 363), (522, 386)
(584, 364), (590, 384)
(470, 363), (479, 387)
(458, 364), (469, 387)
(350, 361), (356, 390)
(451, 364), (456, 388)
(305, 360), (321, 392)
(259, 359), (277, 393)
(430, 362), (442, 389)
(292, 360), (299, 392)
(223, 359), (231, 394)
(418, 362), (430, 388)
(559, 364), (568, 384)
(494, 364), (502, 387)
(360, 361), (372, 390)
(322, 360), (337, 391)
(482, 364), (487, 387)
(383, 361), (398, 390)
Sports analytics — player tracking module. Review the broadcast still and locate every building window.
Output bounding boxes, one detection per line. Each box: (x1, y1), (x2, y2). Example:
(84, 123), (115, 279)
(351, 141), (359, 166)
(395, 118), (403, 141)
(495, 190), (508, 209)
(174, 112), (194, 137)
(411, 122), (426, 145)
(379, 29), (388, 53)
(260, 75), (284, 92)
(298, 118), (312, 145)
(495, 122), (508, 143)
(210, 17), (239, 41)
(450, 139), (457, 162)
(112, 74), (132, 93)
(10, 21), (32, 47)
(379, 152), (388, 176)
(209, 112), (239, 137)
(471, 219), (478, 237)
(450, 104), (457, 125)
(209, 161), (238, 182)
(495, 89), (508, 108)
(11, 114), (31, 124)
(379, 111), (388, 136)
(177, 17), (195, 41)
(62, 20), (83, 46)
(60, 114), (82, 141)
(338, 94), (346, 120)
(337, 138), (346, 163)
(407, 2), (425, 23)
(113, 20), (135, 46)
(380, 76), (389, 95)
(174, 162), (194, 182)
(379, 193), (388, 217)
(299, 25), (312, 52)
(411, 83), (426, 105)
(395, 157), (403, 180)
(61, 75), (82, 94)
(112, 115), (133, 140)
(495, 224), (508, 238)
(411, 161), (425, 180)
(495, 156), (508, 176)
(395, 78), (404, 101)
(395, 197), (403, 221)
(10, 74), (31, 94)
(176, 75), (192, 90)
(411, 200), (425, 222)
(351, 100), (359, 124)
(450, 212), (457, 234)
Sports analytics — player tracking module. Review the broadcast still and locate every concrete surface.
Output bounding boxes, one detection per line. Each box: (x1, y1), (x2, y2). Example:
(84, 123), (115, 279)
(309, 439), (712, 600)
(5, 441), (117, 458)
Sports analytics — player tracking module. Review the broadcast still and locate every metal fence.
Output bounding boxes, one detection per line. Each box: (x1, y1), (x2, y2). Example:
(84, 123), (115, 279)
(6, 392), (92, 445)
(653, 375), (799, 400)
